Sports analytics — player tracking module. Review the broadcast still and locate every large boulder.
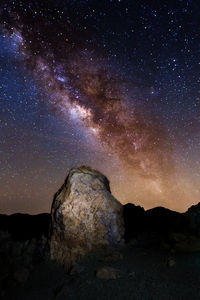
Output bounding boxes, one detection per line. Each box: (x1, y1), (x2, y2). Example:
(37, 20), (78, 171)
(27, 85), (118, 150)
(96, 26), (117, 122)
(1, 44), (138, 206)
(49, 166), (124, 265)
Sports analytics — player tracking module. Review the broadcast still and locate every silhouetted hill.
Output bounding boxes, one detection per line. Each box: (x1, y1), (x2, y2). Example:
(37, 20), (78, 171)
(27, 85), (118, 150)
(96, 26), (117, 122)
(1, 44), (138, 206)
(123, 204), (182, 242)
(145, 206), (181, 233)
(123, 203), (145, 241)
(0, 202), (198, 244)
(0, 213), (50, 241)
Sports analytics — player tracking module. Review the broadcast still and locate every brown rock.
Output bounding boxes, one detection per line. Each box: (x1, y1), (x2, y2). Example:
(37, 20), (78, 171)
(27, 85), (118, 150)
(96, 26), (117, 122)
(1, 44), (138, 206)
(164, 256), (176, 267)
(49, 166), (124, 265)
(168, 258), (176, 267)
(95, 266), (120, 279)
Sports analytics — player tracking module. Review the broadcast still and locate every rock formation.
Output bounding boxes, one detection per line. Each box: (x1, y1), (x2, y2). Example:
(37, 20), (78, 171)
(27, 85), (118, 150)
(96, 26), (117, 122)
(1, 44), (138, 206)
(185, 202), (200, 235)
(49, 166), (124, 265)
(168, 202), (200, 252)
(123, 203), (145, 241)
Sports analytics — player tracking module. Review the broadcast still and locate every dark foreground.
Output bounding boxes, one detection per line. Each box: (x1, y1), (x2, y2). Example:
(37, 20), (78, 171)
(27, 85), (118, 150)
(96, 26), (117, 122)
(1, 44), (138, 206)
(1, 203), (200, 299)
(2, 239), (200, 300)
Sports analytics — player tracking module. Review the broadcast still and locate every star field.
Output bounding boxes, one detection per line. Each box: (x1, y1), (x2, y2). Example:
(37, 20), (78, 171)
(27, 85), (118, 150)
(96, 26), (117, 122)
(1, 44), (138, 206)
(0, 0), (199, 214)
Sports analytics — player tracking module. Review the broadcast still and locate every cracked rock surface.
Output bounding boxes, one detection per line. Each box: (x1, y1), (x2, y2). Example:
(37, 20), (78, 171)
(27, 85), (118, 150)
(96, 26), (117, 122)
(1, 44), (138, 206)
(49, 166), (124, 265)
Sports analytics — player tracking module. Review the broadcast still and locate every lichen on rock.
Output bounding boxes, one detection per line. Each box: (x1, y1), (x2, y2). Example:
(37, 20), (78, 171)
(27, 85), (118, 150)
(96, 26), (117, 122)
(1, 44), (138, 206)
(49, 166), (124, 265)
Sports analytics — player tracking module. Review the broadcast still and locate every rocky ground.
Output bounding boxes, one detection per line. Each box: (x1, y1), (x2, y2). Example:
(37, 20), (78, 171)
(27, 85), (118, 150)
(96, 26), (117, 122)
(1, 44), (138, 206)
(1, 203), (200, 300)
(1, 234), (200, 300)
(1, 166), (200, 299)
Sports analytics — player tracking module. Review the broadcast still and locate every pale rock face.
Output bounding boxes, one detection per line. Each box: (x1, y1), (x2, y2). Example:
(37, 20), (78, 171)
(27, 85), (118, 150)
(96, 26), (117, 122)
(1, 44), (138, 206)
(49, 166), (124, 265)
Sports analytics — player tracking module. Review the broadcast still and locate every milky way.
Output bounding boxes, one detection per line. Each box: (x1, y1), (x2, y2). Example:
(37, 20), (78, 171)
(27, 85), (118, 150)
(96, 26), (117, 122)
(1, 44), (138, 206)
(0, 0), (199, 213)
(1, 18), (173, 181)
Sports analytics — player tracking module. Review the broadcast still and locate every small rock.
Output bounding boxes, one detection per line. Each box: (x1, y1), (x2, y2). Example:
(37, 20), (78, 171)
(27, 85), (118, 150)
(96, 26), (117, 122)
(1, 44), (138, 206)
(69, 263), (84, 275)
(95, 266), (120, 279)
(13, 267), (29, 284)
(165, 256), (176, 267)
(101, 251), (123, 263)
(128, 271), (136, 278)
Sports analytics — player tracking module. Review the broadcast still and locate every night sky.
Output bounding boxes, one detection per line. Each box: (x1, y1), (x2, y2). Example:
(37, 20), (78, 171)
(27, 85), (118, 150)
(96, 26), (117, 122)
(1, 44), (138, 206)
(0, 0), (199, 214)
